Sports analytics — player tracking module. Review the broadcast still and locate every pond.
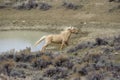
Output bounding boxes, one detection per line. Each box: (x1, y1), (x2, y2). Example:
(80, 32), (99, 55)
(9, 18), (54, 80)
(0, 31), (48, 53)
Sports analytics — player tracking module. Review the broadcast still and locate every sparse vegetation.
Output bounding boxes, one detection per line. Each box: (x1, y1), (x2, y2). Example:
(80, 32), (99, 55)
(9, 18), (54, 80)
(0, 0), (120, 80)
(62, 2), (81, 10)
(0, 35), (120, 80)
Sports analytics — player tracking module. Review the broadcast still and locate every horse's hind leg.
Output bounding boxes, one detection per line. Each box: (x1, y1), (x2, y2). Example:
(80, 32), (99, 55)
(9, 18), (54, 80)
(41, 40), (51, 52)
(41, 44), (48, 52)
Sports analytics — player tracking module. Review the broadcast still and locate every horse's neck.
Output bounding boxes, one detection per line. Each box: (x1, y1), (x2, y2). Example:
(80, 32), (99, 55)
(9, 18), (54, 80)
(61, 30), (71, 35)
(67, 31), (71, 37)
(61, 30), (71, 40)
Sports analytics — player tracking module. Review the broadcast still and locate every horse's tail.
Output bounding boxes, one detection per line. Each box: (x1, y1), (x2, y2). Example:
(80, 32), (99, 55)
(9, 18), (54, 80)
(34, 36), (46, 47)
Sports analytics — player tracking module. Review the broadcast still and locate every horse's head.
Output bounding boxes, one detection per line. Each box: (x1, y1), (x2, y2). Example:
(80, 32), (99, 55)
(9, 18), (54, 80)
(66, 26), (79, 34)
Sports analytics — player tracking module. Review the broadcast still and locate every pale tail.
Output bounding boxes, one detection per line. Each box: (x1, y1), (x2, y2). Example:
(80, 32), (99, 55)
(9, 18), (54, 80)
(34, 36), (46, 46)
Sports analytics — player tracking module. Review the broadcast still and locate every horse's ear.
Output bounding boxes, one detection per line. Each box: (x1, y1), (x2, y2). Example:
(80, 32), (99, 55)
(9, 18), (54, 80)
(68, 27), (72, 32)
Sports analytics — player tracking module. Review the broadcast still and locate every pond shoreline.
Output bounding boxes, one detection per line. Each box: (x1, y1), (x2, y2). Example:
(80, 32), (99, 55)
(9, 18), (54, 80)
(0, 25), (66, 32)
(0, 26), (51, 31)
(0, 30), (48, 52)
(0, 21), (120, 31)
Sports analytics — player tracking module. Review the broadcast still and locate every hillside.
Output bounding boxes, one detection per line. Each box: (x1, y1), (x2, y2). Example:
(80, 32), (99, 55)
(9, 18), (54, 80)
(0, 0), (120, 80)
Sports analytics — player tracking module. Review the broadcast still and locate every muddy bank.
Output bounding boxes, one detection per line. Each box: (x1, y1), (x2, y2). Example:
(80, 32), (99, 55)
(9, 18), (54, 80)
(0, 25), (63, 32)
(0, 35), (120, 80)
(0, 21), (120, 32)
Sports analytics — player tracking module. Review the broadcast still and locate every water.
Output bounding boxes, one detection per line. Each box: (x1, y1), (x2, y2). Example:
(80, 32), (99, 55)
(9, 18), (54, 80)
(0, 31), (48, 53)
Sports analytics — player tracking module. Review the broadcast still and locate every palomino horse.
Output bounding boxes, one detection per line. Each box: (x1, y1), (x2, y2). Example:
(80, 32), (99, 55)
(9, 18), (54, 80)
(34, 27), (79, 52)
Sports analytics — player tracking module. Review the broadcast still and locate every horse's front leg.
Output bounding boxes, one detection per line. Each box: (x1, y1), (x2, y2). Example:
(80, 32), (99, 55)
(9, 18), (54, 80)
(41, 43), (48, 52)
(60, 41), (65, 50)
(65, 41), (69, 46)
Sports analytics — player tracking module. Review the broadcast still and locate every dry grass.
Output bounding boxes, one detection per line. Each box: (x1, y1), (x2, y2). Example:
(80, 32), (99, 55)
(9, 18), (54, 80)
(0, 0), (120, 27)
(0, 9), (80, 26)
(0, 9), (120, 26)
(80, 27), (120, 42)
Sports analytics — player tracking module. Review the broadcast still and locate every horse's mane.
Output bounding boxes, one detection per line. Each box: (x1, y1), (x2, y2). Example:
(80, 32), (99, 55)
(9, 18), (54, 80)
(63, 26), (73, 31)
(60, 27), (71, 34)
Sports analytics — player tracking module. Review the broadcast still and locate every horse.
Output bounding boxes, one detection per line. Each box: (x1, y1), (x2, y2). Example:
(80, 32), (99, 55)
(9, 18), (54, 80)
(34, 27), (79, 52)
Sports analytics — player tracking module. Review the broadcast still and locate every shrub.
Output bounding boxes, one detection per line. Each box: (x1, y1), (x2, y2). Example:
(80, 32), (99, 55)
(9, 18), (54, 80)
(0, 59), (15, 76)
(14, 53), (35, 62)
(0, 4), (6, 9)
(62, 2), (81, 10)
(10, 69), (26, 78)
(13, 0), (38, 10)
(37, 2), (52, 11)
(72, 63), (88, 76)
(68, 73), (81, 80)
(109, 5), (120, 12)
(12, 2), (24, 10)
(31, 55), (52, 69)
(43, 66), (68, 79)
(109, 0), (120, 2)
(95, 38), (108, 46)
(53, 54), (73, 69)
(87, 72), (104, 80)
